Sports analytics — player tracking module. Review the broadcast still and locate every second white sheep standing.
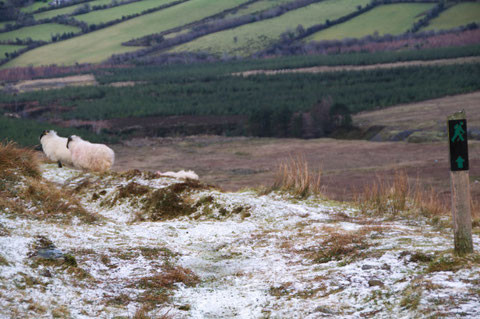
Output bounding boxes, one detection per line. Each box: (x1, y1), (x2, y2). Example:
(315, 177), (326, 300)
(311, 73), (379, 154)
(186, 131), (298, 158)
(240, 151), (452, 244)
(39, 130), (73, 168)
(67, 135), (115, 172)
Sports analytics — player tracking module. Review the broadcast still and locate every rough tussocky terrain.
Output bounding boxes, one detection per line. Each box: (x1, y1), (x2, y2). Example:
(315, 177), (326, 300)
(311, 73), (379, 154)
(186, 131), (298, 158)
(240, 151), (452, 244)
(0, 161), (479, 318)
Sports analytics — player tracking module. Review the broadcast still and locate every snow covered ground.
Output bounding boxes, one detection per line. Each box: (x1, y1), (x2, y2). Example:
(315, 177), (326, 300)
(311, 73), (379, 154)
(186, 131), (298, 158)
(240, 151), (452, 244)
(0, 164), (479, 318)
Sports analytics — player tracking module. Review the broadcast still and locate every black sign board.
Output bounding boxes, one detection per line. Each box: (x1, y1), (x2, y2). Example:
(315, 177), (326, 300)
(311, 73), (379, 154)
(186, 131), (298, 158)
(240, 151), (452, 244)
(448, 119), (469, 171)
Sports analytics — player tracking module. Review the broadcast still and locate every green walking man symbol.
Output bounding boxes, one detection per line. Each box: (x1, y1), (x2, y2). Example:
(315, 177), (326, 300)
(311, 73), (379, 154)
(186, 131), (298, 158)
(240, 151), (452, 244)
(451, 122), (465, 142)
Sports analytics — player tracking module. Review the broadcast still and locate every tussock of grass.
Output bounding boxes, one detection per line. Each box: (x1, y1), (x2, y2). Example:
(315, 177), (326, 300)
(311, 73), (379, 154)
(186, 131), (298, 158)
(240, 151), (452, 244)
(127, 265), (199, 313)
(0, 141), (40, 180)
(137, 266), (199, 290)
(355, 170), (449, 220)
(267, 155), (322, 198)
(106, 180), (212, 222)
(306, 226), (381, 264)
(21, 178), (97, 223)
(0, 141), (98, 223)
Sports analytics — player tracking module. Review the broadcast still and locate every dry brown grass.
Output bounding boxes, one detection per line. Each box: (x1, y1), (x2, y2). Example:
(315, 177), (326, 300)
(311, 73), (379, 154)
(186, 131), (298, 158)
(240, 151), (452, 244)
(268, 155), (322, 198)
(0, 141), (97, 223)
(133, 306), (172, 319)
(129, 265), (199, 311)
(137, 266), (199, 290)
(19, 178), (98, 223)
(355, 170), (449, 219)
(306, 226), (382, 263)
(0, 141), (40, 180)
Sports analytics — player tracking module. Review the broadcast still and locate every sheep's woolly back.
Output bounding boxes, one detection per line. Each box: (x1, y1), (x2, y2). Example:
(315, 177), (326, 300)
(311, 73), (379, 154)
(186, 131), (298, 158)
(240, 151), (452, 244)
(157, 170), (199, 180)
(67, 136), (115, 172)
(40, 130), (73, 166)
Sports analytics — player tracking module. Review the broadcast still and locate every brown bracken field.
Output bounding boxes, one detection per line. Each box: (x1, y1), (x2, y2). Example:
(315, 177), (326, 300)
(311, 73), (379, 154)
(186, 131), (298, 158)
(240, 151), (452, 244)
(111, 91), (480, 205)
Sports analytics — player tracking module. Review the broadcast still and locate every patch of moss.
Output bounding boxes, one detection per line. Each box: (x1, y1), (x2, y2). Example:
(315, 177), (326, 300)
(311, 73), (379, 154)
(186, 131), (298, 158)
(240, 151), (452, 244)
(63, 254), (77, 267)
(410, 251), (434, 263)
(400, 286), (422, 310)
(426, 253), (480, 273)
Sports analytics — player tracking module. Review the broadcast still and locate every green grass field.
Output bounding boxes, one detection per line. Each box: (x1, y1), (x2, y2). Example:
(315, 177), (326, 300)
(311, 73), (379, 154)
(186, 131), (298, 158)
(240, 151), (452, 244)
(422, 2), (480, 32)
(0, 23), (81, 42)
(21, 0), (50, 13)
(4, 0), (250, 67)
(33, 0), (114, 20)
(224, 0), (294, 19)
(0, 21), (13, 30)
(170, 0), (371, 56)
(75, 0), (177, 25)
(0, 44), (27, 58)
(306, 3), (434, 42)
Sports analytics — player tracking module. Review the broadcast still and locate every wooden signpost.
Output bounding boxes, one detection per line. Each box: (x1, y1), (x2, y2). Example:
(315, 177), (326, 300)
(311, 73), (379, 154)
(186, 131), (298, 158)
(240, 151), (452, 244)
(447, 111), (473, 255)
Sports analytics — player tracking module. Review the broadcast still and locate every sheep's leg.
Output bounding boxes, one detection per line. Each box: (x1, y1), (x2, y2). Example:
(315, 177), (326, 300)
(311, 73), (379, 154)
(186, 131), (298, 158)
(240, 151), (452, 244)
(57, 161), (62, 168)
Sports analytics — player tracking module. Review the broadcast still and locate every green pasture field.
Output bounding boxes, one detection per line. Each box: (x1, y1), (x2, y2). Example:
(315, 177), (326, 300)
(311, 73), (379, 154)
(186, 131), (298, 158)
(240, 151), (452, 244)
(0, 23), (81, 42)
(306, 3), (434, 42)
(4, 0), (250, 67)
(21, 0), (50, 13)
(75, 0), (177, 25)
(0, 21), (13, 30)
(224, 0), (294, 19)
(422, 2), (480, 32)
(0, 44), (27, 58)
(170, 0), (371, 57)
(34, 0), (114, 20)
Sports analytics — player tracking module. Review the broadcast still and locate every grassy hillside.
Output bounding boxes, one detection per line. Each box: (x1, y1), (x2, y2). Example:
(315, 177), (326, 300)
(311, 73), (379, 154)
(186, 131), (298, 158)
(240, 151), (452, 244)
(423, 2), (480, 32)
(2, 0), (480, 68)
(0, 44), (26, 57)
(0, 23), (80, 42)
(306, 3), (434, 41)
(170, 0), (371, 57)
(4, 0), (250, 67)
(74, 0), (177, 25)
(33, 0), (115, 20)
(21, 0), (50, 13)
(224, 0), (294, 19)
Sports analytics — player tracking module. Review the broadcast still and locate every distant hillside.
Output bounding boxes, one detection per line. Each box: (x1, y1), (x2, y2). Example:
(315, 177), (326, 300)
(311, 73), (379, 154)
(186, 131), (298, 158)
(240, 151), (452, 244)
(0, 0), (479, 67)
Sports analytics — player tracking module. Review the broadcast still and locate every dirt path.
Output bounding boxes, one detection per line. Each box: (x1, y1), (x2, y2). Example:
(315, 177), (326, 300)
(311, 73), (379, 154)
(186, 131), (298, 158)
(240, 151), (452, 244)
(236, 56), (480, 76)
(13, 74), (96, 92)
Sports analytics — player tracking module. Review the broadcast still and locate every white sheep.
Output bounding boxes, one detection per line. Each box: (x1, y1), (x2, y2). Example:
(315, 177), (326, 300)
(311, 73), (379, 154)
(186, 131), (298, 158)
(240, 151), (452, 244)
(66, 135), (115, 172)
(156, 170), (199, 180)
(39, 130), (73, 168)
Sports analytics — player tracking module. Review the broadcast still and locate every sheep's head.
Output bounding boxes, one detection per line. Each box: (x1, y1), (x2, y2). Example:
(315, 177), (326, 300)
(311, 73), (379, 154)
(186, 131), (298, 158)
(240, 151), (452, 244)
(67, 135), (80, 149)
(39, 130), (58, 141)
(39, 130), (49, 140)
